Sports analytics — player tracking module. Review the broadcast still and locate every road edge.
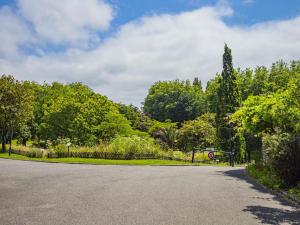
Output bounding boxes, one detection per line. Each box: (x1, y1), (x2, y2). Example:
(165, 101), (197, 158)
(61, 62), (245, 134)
(245, 170), (300, 208)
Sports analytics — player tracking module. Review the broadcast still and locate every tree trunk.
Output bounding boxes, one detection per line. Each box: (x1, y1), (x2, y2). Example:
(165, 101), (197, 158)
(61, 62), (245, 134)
(192, 149), (195, 163)
(9, 138), (11, 156)
(248, 150), (251, 162)
(1, 135), (6, 153)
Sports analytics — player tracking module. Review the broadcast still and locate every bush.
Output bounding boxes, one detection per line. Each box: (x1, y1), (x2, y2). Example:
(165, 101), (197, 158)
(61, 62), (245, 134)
(32, 140), (49, 149)
(262, 130), (300, 186)
(247, 163), (283, 190)
(11, 145), (45, 158)
(45, 135), (169, 160)
(106, 136), (162, 159)
(26, 149), (44, 158)
(288, 185), (300, 202)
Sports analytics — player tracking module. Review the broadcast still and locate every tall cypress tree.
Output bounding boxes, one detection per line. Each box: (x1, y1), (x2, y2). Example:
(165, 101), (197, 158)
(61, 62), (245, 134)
(216, 44), (241, 157)
(193, 77), (203, 93)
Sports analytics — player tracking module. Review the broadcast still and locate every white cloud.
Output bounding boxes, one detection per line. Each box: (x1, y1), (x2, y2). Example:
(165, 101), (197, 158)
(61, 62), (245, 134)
(18, 0), (114, 47)
(0, 6), (33, 60)
(0, 1), (300, 106)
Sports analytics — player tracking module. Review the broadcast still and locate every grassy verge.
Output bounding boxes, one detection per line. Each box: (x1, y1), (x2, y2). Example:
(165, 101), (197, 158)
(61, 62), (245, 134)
(246, 163), (300, 203)
(0, 153), (228, 166)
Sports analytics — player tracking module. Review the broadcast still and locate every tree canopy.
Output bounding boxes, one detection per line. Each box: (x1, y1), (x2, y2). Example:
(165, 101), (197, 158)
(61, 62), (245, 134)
(24, 82), (137, 146)
(143, 79), (205, 123)
(0, 75), (33, 151)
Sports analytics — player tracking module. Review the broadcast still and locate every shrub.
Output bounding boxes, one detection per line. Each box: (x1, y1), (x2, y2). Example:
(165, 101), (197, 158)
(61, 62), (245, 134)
(107, 136), (162, 159)
(11, 145), (45, 158)
(247, 163), (283, 190)
(26, 148), (44, 158)
(262, 130), (300, 186)
(46, 136), (168, 160)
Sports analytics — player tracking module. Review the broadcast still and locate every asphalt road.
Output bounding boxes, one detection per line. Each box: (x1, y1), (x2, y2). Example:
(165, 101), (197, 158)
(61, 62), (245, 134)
(0, 159), (299, 225)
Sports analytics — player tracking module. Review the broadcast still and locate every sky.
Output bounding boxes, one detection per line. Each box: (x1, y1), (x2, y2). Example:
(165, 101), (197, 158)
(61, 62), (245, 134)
(0, 0), (300, 106)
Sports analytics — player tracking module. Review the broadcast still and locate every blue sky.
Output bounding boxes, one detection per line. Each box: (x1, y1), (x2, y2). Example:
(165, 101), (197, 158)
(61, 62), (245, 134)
(107, 0), (300, 26)
(1, 0), (299, 43)
(0, 0), (300, 105)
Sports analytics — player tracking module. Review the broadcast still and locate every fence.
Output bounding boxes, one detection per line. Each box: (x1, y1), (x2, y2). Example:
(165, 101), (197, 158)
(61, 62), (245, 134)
(11, 148), (227, 163)
(48, 151), (157, 160)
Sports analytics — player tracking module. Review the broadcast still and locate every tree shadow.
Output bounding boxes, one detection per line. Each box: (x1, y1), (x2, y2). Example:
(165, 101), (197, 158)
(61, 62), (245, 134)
(216, 169), (300, 224)
(243, 205), (300, 225)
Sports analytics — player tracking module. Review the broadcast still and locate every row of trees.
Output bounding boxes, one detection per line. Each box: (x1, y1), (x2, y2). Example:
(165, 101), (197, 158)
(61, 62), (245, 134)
(232, 72), (300, 185)
(1, 45), (299, 183)
(0, 75), (216, 155)
(142, 45), (299, 165)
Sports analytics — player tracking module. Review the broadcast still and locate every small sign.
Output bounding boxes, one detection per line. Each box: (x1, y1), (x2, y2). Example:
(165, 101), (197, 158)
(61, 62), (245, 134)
(208, 151), (215, 160)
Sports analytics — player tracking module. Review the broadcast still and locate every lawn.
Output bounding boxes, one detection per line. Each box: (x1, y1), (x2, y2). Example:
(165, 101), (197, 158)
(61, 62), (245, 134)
(0, 153), (228, 166)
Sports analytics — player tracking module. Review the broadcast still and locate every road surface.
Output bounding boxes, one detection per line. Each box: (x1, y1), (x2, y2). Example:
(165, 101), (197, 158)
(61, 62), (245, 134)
(0, 158), (299, 225)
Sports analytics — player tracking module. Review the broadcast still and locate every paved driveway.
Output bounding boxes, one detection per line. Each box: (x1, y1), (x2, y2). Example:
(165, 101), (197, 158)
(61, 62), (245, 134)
(0, 158), (299, 225)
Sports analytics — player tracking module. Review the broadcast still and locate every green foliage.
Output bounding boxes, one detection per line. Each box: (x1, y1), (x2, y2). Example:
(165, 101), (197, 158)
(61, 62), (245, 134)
(27, 82), (135, 146)
(232, 73), (300, 135)
(288, 187), (300, 203)
(156, 126), (179, 149)
(143, 79), (205, 122)
(236, 68), (254, 101)
(118, 103), (153, 132)
(0, 75), (33, 152)
(106, 136), (162, 159)
(98, 110), (134, 142)
(3, 49), (300, 187)
(216, 45), (240, 115)
(11, 145), (44, 158)
(262, 131), (300, 186)
(16, 123), (32, 146)
(235, 61), (300, 100)
(11, 136), (170, 160)
(148, 120), (178, 148)
(178, 114), (216, 152)
(215, 45), (241, 155)
(205, 75), (221, 113)
(0, 153), (204, 165)
(246, 163), (283, 190)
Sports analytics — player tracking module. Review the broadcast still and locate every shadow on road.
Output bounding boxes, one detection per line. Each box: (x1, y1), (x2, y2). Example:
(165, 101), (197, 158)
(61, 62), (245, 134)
(216, 169), (300, 225)
(243, 205), (300, 225)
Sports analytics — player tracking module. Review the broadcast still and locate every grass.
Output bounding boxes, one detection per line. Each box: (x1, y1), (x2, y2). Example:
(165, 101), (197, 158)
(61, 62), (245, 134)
(0, 153), (228, 166)
(288, 188), (300, 203)
(246, 163), (283, 190)
(246, 163), (300, 204)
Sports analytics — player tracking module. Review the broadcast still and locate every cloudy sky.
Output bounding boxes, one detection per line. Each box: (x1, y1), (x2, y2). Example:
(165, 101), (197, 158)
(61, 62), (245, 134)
(1, 0), (300, 106)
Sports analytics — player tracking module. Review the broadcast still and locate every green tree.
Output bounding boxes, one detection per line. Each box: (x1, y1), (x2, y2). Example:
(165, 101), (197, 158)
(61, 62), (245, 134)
(157, 125), (179, 149)
(236, 68), (254, 101)
(29, 82), (135, 146)
(216, 45), (241, 157)
(117, 103), (153, 132)
(193, 77), (203, 93)
(143, 79), (206, 123)
(251, 66), (269, 96)
(17, 123), (32, 146)
(205, 74), (221, 113)
(178, 115), (216, 162)
(0, 75), (33, 152)
(232, 73), (300, 135)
